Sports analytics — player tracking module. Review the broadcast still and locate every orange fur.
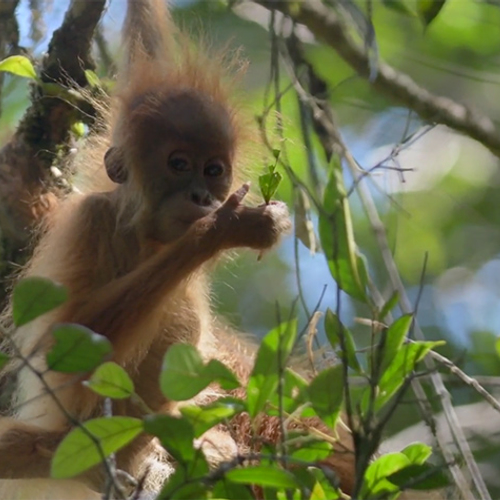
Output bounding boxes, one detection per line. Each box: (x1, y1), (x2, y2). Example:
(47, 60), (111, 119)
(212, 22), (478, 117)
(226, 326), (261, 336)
(0, 1), (356, 498)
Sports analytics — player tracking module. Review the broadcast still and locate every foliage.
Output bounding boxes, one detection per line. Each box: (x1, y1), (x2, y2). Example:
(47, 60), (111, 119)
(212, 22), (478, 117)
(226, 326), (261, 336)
(51, 416), (144, 479)
(12, 277), (68, 327)
(259, 149), (283, 204)
(318, 156), (368, 303)
(0, 56), (38, 81)
(160, 343), (239, 401)
(0, 276), (450, 499)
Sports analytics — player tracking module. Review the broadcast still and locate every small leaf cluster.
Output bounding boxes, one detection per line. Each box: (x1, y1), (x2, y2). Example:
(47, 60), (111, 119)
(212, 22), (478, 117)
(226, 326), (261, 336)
(0, 276), (450, 499)
(319, 156), (369, 303)
(259, 149), (283, 204)
(0, 56), (109, 139)
(381, 0), (447, 27)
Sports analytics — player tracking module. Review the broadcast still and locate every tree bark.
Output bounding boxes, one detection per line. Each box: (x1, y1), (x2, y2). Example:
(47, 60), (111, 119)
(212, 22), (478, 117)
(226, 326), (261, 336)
(0, 0), (106, 272)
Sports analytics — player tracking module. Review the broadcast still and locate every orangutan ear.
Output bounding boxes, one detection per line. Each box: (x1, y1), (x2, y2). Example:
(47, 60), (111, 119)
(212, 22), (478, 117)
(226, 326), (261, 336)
(104, 147), (128, 184)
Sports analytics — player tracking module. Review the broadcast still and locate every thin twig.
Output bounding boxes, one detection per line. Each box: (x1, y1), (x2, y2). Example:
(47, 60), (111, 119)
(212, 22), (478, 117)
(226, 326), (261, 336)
(428, 349), (500, 414)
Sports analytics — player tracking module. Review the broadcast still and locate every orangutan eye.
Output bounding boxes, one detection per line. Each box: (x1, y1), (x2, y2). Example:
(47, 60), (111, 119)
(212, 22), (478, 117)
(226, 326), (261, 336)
(168, 153), (191, 172)
(204, 162), (224, 177)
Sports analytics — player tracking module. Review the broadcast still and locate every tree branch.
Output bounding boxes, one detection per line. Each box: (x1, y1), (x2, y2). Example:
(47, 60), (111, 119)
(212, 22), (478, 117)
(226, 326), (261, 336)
(0, 0), (21, 118)
(43, 0), (106, 87)
(254, 0), (500, 157)
(0, 0), (106, 260)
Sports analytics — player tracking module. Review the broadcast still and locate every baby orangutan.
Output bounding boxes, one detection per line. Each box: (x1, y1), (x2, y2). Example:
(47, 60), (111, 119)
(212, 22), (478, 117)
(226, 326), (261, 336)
(0, 0), (356, 498)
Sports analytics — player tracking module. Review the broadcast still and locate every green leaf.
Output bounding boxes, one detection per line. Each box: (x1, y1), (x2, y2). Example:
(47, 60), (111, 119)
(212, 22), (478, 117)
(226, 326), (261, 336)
(266, 368), (311, 417)
(401, 442), (432, 465)
(71, 121), (85, 138)
(144, 414), (195, 463)
(259, 171), (283, 204)
(13, 277), (68, 327)
(0, 351), (9, 370)
(287, 468), (316, 497)
(247, 319), (298, 418)
(318, 160), (367, 302)
(160, 344), (206, 400)
(308, 480), (337, 500)
(0, 55), (37, 80)
(417, 0), (446, 27)
(276, 489), (302, 500)
(382, 0), (415, 16)
(227, 466), (299, 489)
(46, 324), (112, 373)
(288, 436), (333, 462)
(213, 480), (254, 500)
(495, 337), (500, 360)
(180, 398), (246, 437)
(324, 309), (360, 372)
(290, 467), (341, 500)
(40, 82), (83, 103)
(374, 341), (444, 410)
(51, 416), (143, 478)
(379, 291), (400, 321)
(84, 69), (100, 88)
(308, 366), (344, 428)
(160, 343), (239, 401)
(388, 463), (451, 490)
(380, 314), (413, 372)
(84, 362), (134, 399)
(361, 452), (410, 498)
(203, 359), (240, 390)
(309, 468), (341, 500)
(357, 253), (369, 295)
